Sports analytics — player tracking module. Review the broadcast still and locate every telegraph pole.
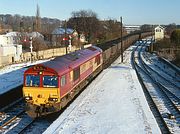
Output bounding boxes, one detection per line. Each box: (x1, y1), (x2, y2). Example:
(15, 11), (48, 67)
(120, 16), (123, 63)
(151, 25), (154, 52)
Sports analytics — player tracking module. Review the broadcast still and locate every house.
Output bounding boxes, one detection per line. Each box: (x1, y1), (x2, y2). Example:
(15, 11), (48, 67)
(6, 32), (21, 44)
(28, 32), (44, 39)
(79, 33), (86, 43)
(51, 27), (78, 46)
(0, 33), (22, 65)
(0, 34), (13, 46)
(155, 25), (164, 41)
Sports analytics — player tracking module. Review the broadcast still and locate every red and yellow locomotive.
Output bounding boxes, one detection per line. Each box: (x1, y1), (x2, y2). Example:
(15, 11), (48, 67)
(23, 46), (103, 116)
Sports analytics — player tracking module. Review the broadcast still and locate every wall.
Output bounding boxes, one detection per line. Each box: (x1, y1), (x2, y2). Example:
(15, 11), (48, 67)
(0, 44), (87, 67)
(21, 46), (79, 62)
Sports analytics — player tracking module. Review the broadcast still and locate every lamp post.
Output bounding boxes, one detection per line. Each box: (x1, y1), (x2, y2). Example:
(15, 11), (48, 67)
(120, 16), (123, 63)
(29, 37), (33, 62)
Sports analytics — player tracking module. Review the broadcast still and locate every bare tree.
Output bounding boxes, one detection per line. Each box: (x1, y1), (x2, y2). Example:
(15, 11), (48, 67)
(166, 23), (176, 36)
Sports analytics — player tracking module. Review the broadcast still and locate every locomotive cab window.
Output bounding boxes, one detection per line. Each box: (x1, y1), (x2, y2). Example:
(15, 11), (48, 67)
(26, 75), (40, 87)
(43, 76), (58, 88)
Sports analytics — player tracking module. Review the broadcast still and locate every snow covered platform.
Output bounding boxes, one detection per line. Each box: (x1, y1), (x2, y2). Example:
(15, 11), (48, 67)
(44, 43), (161, 134)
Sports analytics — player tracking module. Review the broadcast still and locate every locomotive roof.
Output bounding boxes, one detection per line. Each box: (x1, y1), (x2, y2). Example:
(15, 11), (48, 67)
(26, 46), (102, 76)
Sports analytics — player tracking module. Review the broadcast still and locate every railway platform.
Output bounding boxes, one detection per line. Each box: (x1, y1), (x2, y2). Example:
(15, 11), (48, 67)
(44, 41), (161, 134)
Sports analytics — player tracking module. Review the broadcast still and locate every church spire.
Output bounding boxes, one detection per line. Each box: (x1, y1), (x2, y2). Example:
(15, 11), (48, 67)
(35, 3), (41, 32)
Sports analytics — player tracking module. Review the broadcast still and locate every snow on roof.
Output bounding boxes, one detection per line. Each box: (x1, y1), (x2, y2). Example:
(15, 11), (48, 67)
(28, 32), (44, 38)
(52, 27), (75, 35)
(6, 32), (20, 36)
(155, 25), (164, 30)
(4, 32), (44, 39)
(44, 40), (161, 134)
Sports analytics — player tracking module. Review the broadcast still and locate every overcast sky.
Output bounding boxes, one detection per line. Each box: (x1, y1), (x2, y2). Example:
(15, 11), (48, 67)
(0, 0), (179, 25)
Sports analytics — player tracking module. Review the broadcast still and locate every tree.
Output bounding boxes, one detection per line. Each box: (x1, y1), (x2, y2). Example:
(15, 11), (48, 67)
(0, 14), (62, 33)
(67, 10), (100, 43)
(103, 19), (121, 40)
(170, 29), (180, 46)
(166, 23), (176, 36)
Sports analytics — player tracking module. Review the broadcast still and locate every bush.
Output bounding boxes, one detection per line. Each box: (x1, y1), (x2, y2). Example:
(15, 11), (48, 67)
(32, 37), (48, 51)
(154, 38), (171, 51)
(170, 29), (180, 46)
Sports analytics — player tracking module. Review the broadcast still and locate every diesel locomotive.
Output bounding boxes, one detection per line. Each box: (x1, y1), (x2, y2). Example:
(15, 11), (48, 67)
(23, 46), (103, 116)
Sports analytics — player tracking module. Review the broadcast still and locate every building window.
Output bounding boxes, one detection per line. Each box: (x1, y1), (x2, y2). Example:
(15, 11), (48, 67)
(61, 75), (66, 87)
(73, 67), (80, 81)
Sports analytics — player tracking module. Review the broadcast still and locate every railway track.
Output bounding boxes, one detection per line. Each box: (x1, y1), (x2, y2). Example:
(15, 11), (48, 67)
(139, 46), (180, 107)
(131, 40), (180, 133)
(141, 52), (180, 90)
(143, 53), (180, 83)
(0, 99), (35, 134)
(158, 57), (180, 77)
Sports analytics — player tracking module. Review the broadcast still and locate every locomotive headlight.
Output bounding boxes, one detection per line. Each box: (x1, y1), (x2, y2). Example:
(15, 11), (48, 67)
(39, 71), (43, 75)
(53, 98), (58, 101)
(48, 97), (58, 102)
(25, 96), (32, 100)
(49, 94), (58, 102)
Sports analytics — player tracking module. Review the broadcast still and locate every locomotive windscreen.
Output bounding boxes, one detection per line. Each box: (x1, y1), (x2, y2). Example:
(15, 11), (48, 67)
(43, 76), (58, 88)
(25, 75), (58, 88)
(26, 75), (40, 87)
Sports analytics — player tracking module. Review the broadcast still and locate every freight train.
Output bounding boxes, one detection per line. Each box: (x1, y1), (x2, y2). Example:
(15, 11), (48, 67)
(23, 32), (152, 117)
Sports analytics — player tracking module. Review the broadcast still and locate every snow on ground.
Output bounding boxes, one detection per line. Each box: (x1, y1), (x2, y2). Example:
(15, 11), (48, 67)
(44, 41), (161, 134)
(0, 59), (50, 95)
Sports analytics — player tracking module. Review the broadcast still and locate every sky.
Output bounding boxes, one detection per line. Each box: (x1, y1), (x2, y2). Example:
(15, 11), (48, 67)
(0, 0), (179, 25)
